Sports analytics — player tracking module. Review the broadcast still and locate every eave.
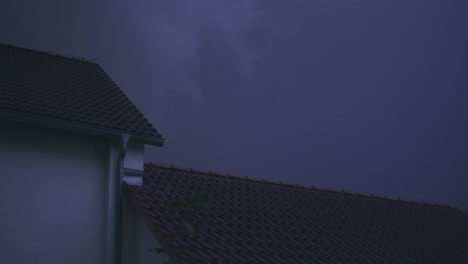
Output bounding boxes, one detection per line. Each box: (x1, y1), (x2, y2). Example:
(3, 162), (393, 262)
(0, 109), (165, 147)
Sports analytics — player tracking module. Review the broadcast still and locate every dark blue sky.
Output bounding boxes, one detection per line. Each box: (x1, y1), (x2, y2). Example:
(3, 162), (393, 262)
(1, 0), (467, 210)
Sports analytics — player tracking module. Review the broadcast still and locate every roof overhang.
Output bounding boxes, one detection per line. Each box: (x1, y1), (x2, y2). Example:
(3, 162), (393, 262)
(0, 109), (165, 147)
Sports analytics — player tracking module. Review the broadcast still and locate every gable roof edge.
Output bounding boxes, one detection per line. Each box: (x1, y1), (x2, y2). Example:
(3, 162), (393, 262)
(0, 43), (98, 65)
(1, 109), (164, 146)
(145, 162), (461, 211)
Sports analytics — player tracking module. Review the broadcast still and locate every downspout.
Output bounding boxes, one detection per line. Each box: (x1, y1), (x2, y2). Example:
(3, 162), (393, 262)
(106, 133), (129, 264)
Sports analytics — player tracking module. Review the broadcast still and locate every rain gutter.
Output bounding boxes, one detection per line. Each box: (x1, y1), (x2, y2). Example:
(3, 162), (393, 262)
(0, 109), (164, 147)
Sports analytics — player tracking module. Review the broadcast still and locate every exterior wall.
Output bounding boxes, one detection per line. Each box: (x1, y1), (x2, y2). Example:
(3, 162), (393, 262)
(123, 142), (145, 186)
(124, 143), (145, 171)
(122, 196), (169, 264)
(0, 121), (109, 264)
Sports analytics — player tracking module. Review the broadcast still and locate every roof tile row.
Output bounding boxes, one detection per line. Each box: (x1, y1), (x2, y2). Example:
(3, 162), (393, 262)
(125, 163), (468, 264)
(0, 43), (162, 140)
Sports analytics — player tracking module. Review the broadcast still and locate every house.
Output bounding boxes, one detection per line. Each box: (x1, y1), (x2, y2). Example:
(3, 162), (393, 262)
(127, 164), (468, 264)
(0, 43), (167, 264)
(1, 44), (467, 264)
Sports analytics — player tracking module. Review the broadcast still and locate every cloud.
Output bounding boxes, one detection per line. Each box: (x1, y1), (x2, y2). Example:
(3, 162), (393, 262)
(125, 0), (275, 113)
(156, 0), (264, 74)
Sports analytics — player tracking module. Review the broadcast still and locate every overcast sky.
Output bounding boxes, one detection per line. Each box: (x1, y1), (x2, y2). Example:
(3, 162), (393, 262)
(1, 0), (467, 211)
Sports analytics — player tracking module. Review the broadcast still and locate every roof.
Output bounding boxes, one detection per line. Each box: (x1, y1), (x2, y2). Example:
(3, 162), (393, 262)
(0, 43), (163, 145)
(126, 162), (468, 264)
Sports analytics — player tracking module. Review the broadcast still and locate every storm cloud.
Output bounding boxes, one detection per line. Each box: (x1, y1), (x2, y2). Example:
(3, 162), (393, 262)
(1, 0), (467, 210)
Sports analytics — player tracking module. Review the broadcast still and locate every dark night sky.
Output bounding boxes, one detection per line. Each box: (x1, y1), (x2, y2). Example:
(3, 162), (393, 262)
(1, 1), (467, 211)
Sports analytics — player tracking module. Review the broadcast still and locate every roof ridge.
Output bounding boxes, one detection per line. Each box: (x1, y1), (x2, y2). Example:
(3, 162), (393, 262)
(144, 162), (458, 210)
(0, 43), (99, 65)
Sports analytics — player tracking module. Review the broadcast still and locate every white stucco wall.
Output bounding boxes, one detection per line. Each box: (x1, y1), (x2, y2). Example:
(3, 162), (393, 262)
(0, 121), (109, 264)
(122, 196), (169, 264)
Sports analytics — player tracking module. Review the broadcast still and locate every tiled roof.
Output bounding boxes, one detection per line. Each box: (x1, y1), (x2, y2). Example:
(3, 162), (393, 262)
(0, 43), (162, 141)
(126, 163), (468, 264)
